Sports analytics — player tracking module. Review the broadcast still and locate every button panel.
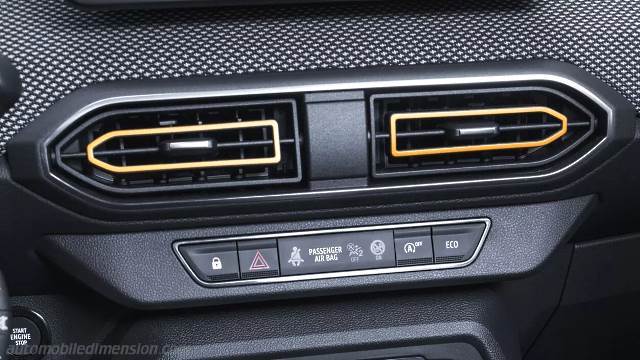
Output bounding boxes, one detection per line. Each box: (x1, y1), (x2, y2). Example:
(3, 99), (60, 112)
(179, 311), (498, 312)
(175, 218), (490, 287)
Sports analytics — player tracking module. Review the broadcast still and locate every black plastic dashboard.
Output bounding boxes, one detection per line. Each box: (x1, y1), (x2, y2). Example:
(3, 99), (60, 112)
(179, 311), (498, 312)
(1, 59), (631, 309)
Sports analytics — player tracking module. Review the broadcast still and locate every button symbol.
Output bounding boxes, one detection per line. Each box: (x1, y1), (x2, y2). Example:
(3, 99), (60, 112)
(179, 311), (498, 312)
(249, 250), (270, 271)
(288, 246), (304, 267)
(370, 239), (386, 260)
(404, 242), (416, 254)
(347, 243), (363, 263)
(211, 256), (223, 270)
(403, 240), (423, 254)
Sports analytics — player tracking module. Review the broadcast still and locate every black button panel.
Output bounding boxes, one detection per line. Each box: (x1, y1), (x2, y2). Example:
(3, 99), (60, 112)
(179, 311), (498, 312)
(175, 219), (489, 286)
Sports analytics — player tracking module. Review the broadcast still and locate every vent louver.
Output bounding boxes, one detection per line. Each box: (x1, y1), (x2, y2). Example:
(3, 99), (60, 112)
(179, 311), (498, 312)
(53, 99), (302, 194)
(370, 87), (599, 178)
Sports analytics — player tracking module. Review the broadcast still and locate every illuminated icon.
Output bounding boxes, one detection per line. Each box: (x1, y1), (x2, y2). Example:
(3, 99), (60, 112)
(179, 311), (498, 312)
(347, 242), (363, 263)
(403, 242), (417, 254)
(288, 246), (304, 267)
(211, 256), (223, 270)
(249, 250), (270, 271)
(370, 240), (386, 260)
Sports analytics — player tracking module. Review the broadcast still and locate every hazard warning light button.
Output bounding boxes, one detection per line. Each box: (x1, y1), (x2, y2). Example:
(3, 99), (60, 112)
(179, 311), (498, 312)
(238, 239), (280, 280)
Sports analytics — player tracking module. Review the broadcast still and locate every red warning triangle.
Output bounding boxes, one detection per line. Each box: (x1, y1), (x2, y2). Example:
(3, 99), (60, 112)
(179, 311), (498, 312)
(249, 250), (270, 271)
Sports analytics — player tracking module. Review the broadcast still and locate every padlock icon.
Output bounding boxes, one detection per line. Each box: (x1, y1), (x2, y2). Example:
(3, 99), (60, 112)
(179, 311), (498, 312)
(211, 256), (223, 270)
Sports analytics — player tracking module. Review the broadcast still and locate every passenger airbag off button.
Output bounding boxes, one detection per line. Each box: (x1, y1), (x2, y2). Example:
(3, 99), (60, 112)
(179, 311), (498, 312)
(278, 230), (395, 276)
(432, 222), (486, 264)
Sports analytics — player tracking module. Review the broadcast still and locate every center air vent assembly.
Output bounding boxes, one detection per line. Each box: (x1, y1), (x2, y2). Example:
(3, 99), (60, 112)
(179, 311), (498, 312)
(52, 99), (302, 193)
(370, 87), (597, 178)
(7, 61), (634, 218)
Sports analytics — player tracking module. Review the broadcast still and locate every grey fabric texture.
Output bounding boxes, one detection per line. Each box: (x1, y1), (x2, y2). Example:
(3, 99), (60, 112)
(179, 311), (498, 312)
(0, 0), (639, 153)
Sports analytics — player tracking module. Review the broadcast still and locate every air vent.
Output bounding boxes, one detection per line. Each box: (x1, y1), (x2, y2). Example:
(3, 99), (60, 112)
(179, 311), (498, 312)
(52, 99), (302, 193)
(370, 87), (599, 178)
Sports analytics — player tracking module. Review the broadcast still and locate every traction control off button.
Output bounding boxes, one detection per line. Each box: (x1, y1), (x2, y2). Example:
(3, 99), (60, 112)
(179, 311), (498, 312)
(432, 222), (486, 264)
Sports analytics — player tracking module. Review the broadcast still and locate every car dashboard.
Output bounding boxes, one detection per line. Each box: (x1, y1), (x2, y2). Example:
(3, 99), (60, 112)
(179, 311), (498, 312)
(0, 0), (639, 359)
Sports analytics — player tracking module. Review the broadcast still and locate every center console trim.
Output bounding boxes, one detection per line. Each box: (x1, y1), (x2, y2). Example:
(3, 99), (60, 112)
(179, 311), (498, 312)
(173, 217), (491, 287)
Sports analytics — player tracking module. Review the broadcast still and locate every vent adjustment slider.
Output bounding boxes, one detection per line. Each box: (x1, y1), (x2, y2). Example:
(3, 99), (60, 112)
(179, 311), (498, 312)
(160, 138), (219, 158)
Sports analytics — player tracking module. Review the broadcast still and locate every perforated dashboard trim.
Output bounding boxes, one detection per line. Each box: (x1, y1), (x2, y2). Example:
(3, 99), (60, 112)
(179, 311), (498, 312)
(0, 0), (639, 154)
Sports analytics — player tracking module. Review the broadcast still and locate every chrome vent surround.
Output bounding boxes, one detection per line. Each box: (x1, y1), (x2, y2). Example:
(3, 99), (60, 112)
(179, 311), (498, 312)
(370, 87), (600, 178)
(52, 99), (302, 194)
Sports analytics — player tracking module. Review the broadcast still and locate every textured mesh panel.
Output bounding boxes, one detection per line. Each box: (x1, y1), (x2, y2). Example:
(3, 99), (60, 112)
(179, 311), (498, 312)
(0, 0), (639, 153)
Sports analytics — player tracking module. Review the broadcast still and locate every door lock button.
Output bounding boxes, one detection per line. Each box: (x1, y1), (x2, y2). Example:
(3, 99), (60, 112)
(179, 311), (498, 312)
(179, 242), (240, 282)
(432, 222), (486, 264)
